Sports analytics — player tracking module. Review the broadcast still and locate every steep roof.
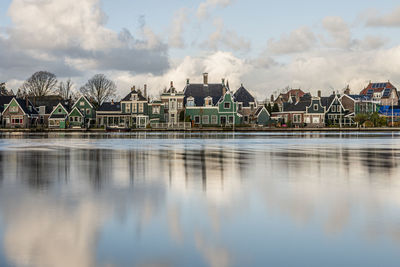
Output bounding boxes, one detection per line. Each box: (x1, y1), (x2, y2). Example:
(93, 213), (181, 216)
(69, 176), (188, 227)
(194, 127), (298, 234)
(97, 102), (121, 112)
(16, 98), (39, 115)
(360, 82), (396, 96)
(121, 90), (147, 102)
(29, 95), (69, 114)
(320, 95), (336, 108)
(234, 85), (255, 107)
(184, 83), (226, 106)
(282, 94), (311, 112)
(0, 95), (14, 113)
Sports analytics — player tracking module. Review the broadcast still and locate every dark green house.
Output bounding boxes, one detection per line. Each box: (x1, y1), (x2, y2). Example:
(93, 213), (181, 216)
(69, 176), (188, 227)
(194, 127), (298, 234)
(70, 96), (95, 128)
(48, 103), (69, 129)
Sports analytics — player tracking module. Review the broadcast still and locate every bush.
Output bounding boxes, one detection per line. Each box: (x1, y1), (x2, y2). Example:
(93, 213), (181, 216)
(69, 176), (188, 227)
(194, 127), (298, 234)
(364, 120), (374, 128)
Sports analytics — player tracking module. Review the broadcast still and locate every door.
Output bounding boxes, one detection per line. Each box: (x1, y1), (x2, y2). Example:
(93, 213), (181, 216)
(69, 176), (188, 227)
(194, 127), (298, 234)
(221, 116), (226, 125)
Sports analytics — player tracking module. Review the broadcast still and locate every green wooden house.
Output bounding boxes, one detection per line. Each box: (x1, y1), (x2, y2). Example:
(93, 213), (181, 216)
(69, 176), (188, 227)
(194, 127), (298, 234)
(68, 107), (84, 128)
(185, 91), (242, 126)
(48, 103), (69, 129)
(70, 96), (96, 128)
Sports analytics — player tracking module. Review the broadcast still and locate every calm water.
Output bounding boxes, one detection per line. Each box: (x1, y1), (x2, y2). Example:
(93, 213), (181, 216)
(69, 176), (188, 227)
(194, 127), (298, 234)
(0, 132), (400, 267)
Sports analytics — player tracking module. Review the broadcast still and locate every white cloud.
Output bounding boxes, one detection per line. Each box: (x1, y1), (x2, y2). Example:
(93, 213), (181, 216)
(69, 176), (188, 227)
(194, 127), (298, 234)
(321, 16), (352, 49)
(267, 26), (316, 55)
(365, 7), (400, 27)
(203, 18), (251, 52)
(169, 8), (188, 48)
(197, 0), (233, 19)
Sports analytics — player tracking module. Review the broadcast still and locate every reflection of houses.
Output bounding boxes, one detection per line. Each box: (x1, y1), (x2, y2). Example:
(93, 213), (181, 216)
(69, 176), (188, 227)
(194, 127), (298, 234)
(161, 82), (184, 124)
(360, 82), (399, 106)
(1, 97), (38, 128)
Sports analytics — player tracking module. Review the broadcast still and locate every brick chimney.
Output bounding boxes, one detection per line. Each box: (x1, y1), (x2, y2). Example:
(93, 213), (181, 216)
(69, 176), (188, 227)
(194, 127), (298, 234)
(222, 78), (225, 86)
(144, 84), (147, 98)
(170, 81), (174, 88)
(318, 90), (321, 98)
(186, 78), (190, 85)
(344, 85), (350, 95)
(203, 73), (208, 86)
(270, 94), (274, 102)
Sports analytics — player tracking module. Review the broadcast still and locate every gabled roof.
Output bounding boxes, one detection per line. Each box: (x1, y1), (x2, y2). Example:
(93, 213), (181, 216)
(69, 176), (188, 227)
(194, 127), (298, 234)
(360, 82), (396, 96)
(184, 83), (226, 106)
(234, 85), (255, 107)
(121, 90), (147, 102)
(97, 102), (121, 112)
(282, 94), (311, 112)
(72, 95), (94, 109)
(320, 95), (336, 108)
(255, 106), (269, 117)
(16, 98), (39, 115)
(29, 95), (70, 114)
(0, 95), (15, 113)
(68, 106), (84, 117)
(49, 103), (69, 119)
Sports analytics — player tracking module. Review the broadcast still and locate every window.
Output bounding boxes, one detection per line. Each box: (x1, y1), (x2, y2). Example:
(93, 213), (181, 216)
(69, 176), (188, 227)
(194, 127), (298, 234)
(132, 104), (137, 113)
(11, 117), (22, 124)
(250, 103), (254, 110)
(178, 102), (183, 109)
(139, 103), (144, 113)
(86, 109), (90, 115)
(80, 101), (85, 107)
(244, 116), (248, 122)
(153, 106), (160, 114)
(293, 114), (301, 123)
(126, 104), (130, 113)
(238, 103), (243, 111)
(332, 105), (336, 112)
(228, 116), (234, 124)
(313, 104), (318, 111)
(187, 98), (194, 107)
(224, 102), (231, 109)
(10, 106), (18, 113)
(202, 115), (209, 124)
(194, 116), (200, 124)
(170, 100), (176, 110)
(58, 108), (62, 113)
(211, 115), (217, 124)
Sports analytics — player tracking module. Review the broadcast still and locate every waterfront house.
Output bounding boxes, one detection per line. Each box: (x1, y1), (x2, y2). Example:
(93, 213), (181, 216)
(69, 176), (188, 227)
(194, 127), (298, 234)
(96, 101), (123, 128)
(321, 93), (353, 126)
(185, 90), (242, 126)
(234, 84), (271, 126)
(359, 82), (399, 106)
(0, 95), (14, 127)
(272, 94), (311, 127)
(48, 103), (70, 128)
(29, 95), (70, 126)
(304, 96), (326, 127)
(273, 89), (306, 111)
(120, 86), (150, 128)
(69, 96), (96, 128)
(161, 82), (184, 124)
(148, 99), (166, 123)
(2, 97), (38, 128)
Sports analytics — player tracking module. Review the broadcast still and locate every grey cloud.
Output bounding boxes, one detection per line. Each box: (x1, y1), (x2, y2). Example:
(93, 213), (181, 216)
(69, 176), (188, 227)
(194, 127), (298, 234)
(366, 7), (400, 27)
(267, 26), (316, 55)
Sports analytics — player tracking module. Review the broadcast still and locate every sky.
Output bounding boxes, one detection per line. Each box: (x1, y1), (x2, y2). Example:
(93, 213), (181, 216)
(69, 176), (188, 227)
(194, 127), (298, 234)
(1, 0), (400, 100)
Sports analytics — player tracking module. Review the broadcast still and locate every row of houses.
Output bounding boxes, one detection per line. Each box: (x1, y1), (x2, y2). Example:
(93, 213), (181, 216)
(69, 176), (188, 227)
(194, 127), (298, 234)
(0, 73), (398, 129)
(270, 82), (398, 127)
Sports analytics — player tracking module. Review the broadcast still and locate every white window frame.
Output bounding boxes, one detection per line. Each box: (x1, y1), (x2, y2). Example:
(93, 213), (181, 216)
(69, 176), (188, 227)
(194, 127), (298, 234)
(211, 115), (217, 124)
(202, 115), (209, 124)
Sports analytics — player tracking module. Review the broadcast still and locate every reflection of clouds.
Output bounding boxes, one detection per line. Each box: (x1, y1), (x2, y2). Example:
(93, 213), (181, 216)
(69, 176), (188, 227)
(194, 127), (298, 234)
(195, 233), (232, 267)
(167, 206), (184, 244)
(3, 198), (104, 267)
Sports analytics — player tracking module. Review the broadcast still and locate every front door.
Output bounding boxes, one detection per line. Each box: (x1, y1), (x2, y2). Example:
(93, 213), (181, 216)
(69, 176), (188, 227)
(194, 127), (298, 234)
(221, 116), (226, 125)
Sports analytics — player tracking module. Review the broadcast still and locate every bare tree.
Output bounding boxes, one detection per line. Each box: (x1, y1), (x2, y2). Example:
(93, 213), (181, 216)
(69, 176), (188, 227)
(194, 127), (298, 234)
(58, 79), (74, 100)
(79, 74), (116, 107)
(22, 71), (58, 97)
(0, 83), (7, 95)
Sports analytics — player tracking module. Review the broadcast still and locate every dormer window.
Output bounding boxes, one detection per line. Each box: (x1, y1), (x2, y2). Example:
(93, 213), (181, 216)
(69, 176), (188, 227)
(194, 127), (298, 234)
(250, 103), (254, 110)
(313, 104), (318, 111)
(187, 97), (195, 107)
(131, 94), (137, 101)
(224, 102), (231, 109)
(204, 97), (212, 107)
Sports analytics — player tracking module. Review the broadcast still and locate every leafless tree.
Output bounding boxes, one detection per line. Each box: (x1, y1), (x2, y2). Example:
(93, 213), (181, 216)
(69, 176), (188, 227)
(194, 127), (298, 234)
(57, 79), (74, 100)
(0, 83), (7, 95)
(79, 74), (116, 107)
(22, 71), (58, 97)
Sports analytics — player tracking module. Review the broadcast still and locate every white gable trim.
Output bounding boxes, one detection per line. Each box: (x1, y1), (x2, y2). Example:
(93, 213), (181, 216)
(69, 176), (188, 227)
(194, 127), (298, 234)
(2, 97), (27, 116)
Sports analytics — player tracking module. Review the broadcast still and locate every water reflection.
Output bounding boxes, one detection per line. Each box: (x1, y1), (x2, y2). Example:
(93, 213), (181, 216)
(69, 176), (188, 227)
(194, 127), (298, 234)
(0, 133), (400, 266)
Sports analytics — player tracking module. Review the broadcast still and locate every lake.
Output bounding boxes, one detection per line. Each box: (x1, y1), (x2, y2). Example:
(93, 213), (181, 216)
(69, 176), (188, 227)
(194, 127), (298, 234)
(0, 132), (400, 267)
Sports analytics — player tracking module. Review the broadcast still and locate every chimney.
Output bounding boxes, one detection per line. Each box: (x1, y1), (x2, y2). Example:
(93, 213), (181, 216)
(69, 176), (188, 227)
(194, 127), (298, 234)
(170, 81), (174, 88)
(203, 73), (208, 86)
(144, 84), (147, 98)
(131, 85), (135, 92)
(318, 90), (321, 98)
(186, 78), (190, 85)
(111, 99), (114, 105)
(270, 94), (274, 102)
(25, 96), (29, 109)
(344, 85), (350, 95)
(222, 78), (225, 86)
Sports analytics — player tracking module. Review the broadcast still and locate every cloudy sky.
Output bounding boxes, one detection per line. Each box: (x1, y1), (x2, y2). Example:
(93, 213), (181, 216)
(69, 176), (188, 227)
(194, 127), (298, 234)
(1, 0), (400, 99)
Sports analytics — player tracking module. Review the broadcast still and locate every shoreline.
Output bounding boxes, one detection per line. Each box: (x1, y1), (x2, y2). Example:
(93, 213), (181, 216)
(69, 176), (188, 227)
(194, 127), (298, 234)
(0, 127), (400, 133)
